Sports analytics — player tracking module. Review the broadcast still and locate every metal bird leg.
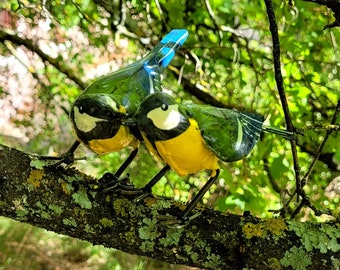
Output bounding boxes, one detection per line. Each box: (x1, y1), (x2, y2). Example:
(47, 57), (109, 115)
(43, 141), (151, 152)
(158, 169), (220, 228)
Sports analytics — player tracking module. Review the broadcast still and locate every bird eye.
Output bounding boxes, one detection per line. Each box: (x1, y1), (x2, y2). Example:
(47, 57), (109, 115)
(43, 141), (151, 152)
(161, 104), (168, 111)
(78, 105), (84, 113)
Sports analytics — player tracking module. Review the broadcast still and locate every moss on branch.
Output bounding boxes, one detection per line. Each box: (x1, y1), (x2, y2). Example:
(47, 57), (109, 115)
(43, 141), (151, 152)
(0, 144), (339, 269)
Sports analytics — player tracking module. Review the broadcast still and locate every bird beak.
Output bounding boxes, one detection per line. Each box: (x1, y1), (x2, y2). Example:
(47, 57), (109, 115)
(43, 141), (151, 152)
(122, 118), (137, 126)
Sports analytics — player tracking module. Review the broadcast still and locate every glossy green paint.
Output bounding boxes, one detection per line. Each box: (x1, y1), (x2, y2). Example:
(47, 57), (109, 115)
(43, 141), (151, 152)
(132, 92), (264, 163)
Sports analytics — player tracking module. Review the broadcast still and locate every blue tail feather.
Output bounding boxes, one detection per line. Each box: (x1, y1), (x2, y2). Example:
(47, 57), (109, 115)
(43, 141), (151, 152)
(160, 29), (189, 46)
(144, 29), (188, 76)
(159, 47), (175, 68)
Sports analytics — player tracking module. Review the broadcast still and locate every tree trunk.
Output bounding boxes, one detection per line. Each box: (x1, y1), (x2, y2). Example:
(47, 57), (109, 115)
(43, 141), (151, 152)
(0, 144), (339, 269)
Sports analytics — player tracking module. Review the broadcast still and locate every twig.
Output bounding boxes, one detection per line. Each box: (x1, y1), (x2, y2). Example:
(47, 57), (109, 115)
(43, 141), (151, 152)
(293, 25), (340, 216)
(0, 29), (86, 89)
(263, 0), (301, 199)
(3, 39), (53, 101)
(203, 0), (223, 45)
(301, 98), (340, 186)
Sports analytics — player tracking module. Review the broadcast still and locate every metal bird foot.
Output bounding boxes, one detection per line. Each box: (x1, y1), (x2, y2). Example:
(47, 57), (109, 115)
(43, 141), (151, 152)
(38, 141), (83, 167)
(99, 173), (152, 199)
(100, 173), (133, 192)
(157, 212), (201, 228)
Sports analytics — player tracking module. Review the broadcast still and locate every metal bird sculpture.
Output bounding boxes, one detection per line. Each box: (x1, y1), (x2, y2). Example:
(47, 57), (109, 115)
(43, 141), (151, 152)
(123, 92), (294, 226)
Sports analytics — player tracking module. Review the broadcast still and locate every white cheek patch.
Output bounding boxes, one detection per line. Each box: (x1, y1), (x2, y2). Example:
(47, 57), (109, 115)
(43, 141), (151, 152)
(103, 95), (119, 111)
(73, 106), (108, 132)
(147, 104), (180, 130)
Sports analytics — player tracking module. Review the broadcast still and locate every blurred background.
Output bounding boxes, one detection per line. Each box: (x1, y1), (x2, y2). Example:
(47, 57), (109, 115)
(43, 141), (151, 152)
(0, 0), (339, 269)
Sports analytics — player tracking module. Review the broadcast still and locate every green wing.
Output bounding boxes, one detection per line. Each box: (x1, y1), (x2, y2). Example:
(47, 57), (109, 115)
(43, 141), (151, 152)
(182, 103), (264, 162)
(78, 58), (161, 115)
(79, 29), (189, 114)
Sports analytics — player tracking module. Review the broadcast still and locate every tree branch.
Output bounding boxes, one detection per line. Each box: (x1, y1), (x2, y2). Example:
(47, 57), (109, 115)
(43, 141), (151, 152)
(180, 76), (227, 108)
(0, 29), (86, 89)
(0, 144), (339, 269)
(264, 0), (303, 206)
(299, 143), (340, 172)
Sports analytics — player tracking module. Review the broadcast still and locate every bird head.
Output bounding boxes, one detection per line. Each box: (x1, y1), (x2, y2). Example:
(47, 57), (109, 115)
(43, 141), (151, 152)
(70, 93), (126, 143)
(131, 93), (190, 141)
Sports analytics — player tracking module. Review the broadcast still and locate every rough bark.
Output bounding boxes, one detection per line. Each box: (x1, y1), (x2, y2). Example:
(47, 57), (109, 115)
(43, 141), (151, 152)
(0, 144), (339, 270)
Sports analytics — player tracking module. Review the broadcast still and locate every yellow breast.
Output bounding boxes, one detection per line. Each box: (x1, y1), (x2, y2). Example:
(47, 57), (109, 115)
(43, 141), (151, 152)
(88, 126), (139, 155)
(143, 118), (219, 177)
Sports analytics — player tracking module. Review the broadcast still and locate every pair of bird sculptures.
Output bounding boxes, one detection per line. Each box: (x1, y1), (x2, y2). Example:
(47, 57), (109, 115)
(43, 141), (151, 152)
(61, 29), (293, 226)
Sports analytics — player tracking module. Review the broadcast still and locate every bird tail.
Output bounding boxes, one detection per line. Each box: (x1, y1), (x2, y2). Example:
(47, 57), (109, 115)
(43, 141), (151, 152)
(239, 112), (295, 141)
(144, 29), (189, 74)
(262, 125), (295, 140)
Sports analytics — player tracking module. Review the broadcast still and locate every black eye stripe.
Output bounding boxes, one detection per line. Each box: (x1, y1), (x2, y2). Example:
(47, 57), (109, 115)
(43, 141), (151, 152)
(161, 104), (168, 111)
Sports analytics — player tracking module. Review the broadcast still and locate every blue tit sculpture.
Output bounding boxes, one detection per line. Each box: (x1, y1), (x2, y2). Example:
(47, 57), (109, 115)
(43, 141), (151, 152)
(124, 92), (294, 225)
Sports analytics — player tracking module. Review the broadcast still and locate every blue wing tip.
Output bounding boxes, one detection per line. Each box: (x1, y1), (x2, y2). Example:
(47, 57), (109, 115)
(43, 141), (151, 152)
(161, 29), (189, 46)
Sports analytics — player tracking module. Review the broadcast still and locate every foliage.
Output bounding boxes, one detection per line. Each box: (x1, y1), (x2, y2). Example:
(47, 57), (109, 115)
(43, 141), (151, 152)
(0, 0), (339, 269)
